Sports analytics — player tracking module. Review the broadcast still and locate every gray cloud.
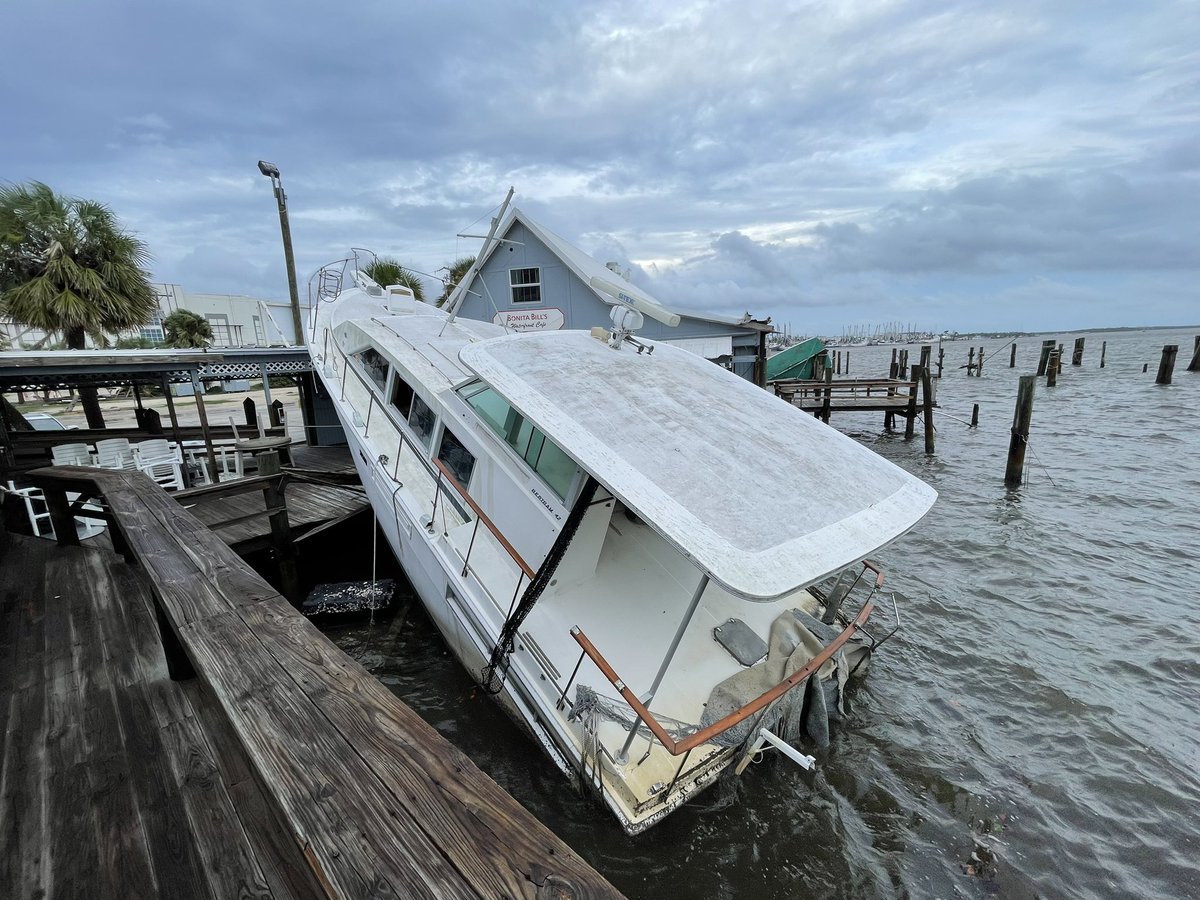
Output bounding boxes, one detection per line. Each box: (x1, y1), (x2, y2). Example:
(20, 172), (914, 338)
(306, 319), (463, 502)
(2, 0), (1196, 333)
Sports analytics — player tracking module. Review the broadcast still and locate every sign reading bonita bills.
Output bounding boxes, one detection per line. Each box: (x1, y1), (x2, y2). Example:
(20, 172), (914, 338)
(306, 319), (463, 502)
(492, 308), (566, 332)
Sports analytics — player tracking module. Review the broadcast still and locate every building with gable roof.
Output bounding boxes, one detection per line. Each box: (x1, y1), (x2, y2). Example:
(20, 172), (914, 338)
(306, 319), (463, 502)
(446, 209), (772, 384)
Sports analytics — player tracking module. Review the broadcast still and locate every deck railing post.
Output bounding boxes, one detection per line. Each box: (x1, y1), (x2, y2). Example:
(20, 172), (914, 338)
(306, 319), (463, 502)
(43, 485), (80, 547)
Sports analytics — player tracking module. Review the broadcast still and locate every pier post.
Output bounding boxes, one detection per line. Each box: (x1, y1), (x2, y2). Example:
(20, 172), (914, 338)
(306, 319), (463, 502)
(1187, 336), (1200, 372)
(1005, 375), (1036, 487)
(1037, 339), (1055, 376)
(920, 344), (932, 372)
(919, 365), (935, 454)
(1072, 337), (1085, 366)
(937, 344), (944, 378)
(889, 348), (898, 380)
(1100, 341), (1107, 368)
(967, 347), (975, 376)
(1156, 345), (1179, 385)
(904, 369), (919, 440)
(820, 366), (833, 422)
(1047, 350), (1060, 386)
(977, 347), (985, 377)
(971, 403), (979, 427)
(1056, 344), (1064, 374)
(845, 351), (851, 374)
(1010, 344), (1017, 368)
(1143, 363), (1149, 373)
(243, 396), (257, 428)
(259, 450), (301, 604)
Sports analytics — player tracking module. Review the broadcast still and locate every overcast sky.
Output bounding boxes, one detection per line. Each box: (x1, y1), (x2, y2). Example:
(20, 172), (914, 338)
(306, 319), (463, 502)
(3, 0), (1197, 335)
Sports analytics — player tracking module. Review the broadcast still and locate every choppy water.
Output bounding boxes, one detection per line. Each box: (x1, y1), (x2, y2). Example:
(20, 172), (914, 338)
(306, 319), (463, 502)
(321, 327), (1200, 899)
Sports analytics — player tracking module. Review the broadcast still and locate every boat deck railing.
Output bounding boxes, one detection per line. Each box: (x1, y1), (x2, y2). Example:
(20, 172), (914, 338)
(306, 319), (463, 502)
(320, 323), (532, 616)
(557, 561), (887, 771)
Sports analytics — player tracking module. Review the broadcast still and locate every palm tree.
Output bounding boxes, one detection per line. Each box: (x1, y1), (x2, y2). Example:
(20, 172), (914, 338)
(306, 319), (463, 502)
(0, 181), (157, 427)
(362, 256), (425, 302)
(163, 309), (213, 348)
(437, 255), (475, 307)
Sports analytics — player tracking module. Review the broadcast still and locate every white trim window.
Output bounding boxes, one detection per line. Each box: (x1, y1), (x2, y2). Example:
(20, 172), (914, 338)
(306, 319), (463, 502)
(509, 267), (541, 304)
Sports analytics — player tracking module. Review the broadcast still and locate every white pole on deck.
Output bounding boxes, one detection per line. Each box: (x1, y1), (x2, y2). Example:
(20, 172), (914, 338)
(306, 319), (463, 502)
(616, 572), (710, 764)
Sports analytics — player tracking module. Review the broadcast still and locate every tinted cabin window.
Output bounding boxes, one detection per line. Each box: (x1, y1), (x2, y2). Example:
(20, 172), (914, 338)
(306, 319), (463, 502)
(392, 376), (414, 419)
(409, 394), (435, 447)
(459, 384), (577, 500)
(437, 427), (476, 486)
(355, 346), (389, 391)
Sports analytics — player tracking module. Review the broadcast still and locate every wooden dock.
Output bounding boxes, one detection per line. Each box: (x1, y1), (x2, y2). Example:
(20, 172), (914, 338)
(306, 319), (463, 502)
(4, 466), (622, 899)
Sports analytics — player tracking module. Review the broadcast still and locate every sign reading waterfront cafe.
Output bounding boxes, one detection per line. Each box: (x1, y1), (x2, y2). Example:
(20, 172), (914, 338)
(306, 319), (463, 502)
(492, 308), (565, 332)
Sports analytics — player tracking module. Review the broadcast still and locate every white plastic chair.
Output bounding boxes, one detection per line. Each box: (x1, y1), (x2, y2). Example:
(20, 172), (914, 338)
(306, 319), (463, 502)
(50, 442), (94, 466)
(94, 438), (137, 469)
(187, 445), (244, 485)
(135, 439), (185, 491)
(4, 481), (106, 541)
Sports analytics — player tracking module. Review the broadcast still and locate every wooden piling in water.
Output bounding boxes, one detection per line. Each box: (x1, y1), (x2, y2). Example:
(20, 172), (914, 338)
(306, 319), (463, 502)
(1143, 363), (1149, 373)
(967, 346), (975, 375)
(820, 366), (833, 422)
(919, 365), (935, 454)
(1005, 375), (1036, 487)
(936, 344), (944, 378)
(1100, 341), (1107, 368)
(1072, 337), (1085, 366)
(977, 347), (985, 377)
(971, 403), (979, 427)
(1010, 343), (1017, 367)
(845, 351), (851, 374)
(1056, 344), (1064, 374)
(904, 369), (919, 440)
(1156, 345), (1179, 385)
(1047, 349), (1060, 386)
(1036, 339), (1055, 376)
(1187, 336), (1200, 372)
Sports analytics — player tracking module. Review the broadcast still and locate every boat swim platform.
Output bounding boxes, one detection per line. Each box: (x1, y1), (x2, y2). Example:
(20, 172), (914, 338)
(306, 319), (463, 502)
(3, 467), (622, 899)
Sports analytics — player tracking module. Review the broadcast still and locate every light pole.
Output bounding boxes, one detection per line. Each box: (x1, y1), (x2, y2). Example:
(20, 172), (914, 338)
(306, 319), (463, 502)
(257, 160), (304, 345)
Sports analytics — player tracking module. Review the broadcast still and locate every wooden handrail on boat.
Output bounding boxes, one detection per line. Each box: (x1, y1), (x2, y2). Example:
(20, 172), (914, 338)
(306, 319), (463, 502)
(432, 457), (536, 580)
(570, 598), (875, 757)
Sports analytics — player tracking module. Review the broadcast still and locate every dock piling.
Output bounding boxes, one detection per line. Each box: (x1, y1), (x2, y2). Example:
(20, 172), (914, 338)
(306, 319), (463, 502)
(1156, 345), (1179, 385)
(919, 366), (935, 454)
(1187, 336), (1200, 372)
(1047, 349), (1060, 386)
(977, 347), (985, 377)
(1005, 375), (1036, 487)
(1036, 339), (1056, 376)
(243, 396), (257, 428)
(1072, 337), (1085, 366)
(1010, 344), (1017, 368)
(904, 369), (919, 440)
(971, 403), (979, 428)
(1100, 341), (1107, 368)
(936, 344), (944, 378)
(820, 366), (833, 422)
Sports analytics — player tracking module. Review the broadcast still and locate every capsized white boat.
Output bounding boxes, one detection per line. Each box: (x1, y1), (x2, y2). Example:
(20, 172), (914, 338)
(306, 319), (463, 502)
(306, 244), (936, 834)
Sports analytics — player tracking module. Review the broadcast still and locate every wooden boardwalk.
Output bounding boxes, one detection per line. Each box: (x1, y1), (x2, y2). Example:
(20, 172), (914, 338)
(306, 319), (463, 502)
(6, 467), (622, 900)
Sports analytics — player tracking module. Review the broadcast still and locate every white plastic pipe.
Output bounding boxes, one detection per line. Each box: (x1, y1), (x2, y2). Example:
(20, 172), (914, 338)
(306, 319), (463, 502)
(759, 729), (816, 770)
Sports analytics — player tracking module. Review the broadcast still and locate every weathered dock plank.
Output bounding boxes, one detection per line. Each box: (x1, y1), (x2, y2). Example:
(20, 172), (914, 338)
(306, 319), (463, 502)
(20, 466), (623, 900)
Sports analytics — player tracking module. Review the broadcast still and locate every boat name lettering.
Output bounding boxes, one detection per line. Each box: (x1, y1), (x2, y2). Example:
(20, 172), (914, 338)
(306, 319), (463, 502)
(530, 487), (562, 521)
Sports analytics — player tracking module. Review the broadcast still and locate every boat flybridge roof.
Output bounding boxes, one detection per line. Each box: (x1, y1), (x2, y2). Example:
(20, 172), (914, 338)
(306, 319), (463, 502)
(460, 331), (937, 601)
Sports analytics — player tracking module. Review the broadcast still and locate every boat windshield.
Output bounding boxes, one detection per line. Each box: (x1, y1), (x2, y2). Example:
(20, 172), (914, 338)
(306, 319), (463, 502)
(458, 381), (577, 500)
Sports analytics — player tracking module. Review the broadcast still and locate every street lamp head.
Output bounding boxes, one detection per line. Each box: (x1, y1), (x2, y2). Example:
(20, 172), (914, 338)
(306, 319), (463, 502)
(257, 160), (280, 178)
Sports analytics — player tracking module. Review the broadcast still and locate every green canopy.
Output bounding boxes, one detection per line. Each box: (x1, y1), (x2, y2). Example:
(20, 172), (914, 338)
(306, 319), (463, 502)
(766, 338), (826, 382)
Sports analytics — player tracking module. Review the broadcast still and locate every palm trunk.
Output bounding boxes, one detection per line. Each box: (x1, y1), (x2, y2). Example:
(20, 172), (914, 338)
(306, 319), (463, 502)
(66, 327), (106, 429)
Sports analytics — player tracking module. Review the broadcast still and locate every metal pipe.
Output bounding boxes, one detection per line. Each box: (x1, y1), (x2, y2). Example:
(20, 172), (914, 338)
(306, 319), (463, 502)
(617, 572), (709, 763)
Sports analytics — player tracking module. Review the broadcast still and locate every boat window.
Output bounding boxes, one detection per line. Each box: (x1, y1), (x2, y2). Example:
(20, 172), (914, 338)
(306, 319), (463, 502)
(409, 393), (435, 447)
(459, 385), (577, 500)
(392, 376), (415, 419)
(510, 267), (541, 304)
(437, 427), (476, 486)
(355, 346), (389, 391)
